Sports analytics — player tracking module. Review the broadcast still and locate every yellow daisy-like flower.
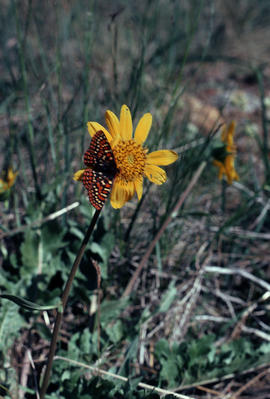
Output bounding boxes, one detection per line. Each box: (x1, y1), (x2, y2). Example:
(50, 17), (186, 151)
(213, 121), (239, 185)
(0, 167), (18, 194)
(74, 104), (178, 209)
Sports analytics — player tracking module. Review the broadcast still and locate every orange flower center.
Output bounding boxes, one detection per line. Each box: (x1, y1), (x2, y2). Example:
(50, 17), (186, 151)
(113, 140), (147, 182)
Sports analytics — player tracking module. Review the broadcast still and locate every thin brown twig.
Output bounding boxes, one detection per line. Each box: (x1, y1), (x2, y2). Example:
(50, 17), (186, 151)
(230, 367), (270, 399)
(174, 363), (270, 392)
(122, 161), (207, 298)
(196, 385), (221, 396)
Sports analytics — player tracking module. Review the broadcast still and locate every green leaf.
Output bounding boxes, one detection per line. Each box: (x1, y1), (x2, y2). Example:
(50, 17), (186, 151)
(154, 338), (170, 357)
(41, 222), (66, 253)
(0, 294), (59, 311)
(259, 342), (270, 354)
(100, 298), (128, 325)
(69, 226), (85, 240)
(160, 355), (179, 387)
(187, 334), (215, 367)
(20, 229), (39, 274)
(35, 322), (52, 340)
(106, 319), (123, 344)
(79, 328), (92, 354)
(89, 232), (115, 279)
(0, 302), (25, 352)
(159, 281), (177, 312)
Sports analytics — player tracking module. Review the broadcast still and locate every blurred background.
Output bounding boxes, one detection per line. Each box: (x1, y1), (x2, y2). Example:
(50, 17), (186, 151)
(0, 1), (270, 398)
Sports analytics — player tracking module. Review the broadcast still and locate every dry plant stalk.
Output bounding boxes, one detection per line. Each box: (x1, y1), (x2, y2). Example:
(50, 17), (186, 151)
(230, 367), (270, 399)
(172, 243), (212, 341)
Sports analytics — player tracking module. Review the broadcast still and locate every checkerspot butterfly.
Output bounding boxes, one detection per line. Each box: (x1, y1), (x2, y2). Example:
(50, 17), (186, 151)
(82, 131), (117, 210)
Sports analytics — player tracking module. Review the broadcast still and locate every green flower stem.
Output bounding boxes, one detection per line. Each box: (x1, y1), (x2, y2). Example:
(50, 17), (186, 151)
(40, 209), (101, 399)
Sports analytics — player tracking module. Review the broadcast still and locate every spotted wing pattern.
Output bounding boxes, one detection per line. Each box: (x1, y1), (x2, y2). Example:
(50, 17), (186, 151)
(82, 131), (117, 210)
(82, 169), (113, 210)
(84, 131), (115, 173)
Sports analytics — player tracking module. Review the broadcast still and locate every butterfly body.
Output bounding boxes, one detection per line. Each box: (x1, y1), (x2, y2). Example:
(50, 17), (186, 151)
(82, 131), (117, 210)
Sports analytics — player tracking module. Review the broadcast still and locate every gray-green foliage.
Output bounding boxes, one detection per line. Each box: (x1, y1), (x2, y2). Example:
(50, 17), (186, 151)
(155, 335), (270, 387)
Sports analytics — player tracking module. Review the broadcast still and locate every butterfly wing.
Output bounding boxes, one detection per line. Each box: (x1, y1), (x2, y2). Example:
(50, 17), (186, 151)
(84, 131), (116, 174)
(82, 131), (117, 209)
(82, 168), (113, 211)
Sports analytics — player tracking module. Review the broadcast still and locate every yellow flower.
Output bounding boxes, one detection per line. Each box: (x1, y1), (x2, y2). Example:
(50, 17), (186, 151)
(213, 121), (239, 185)
(0, 167), (18, 194)
(74, 104), (178, 209)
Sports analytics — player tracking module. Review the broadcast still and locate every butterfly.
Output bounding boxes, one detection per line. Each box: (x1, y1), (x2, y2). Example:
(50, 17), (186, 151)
(82, 131), (118, 210)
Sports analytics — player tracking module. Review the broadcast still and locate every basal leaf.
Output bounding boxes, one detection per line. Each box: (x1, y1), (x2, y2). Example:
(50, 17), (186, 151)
(0, 294), (59, 311)
(106, 319), (123, 344)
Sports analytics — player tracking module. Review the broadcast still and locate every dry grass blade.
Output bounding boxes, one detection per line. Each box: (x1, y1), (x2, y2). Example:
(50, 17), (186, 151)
(210, 226), (270, 240)
(205, 266), (270, 292)
(172, 242), (211, 341)
(174, 363), (270, 393)
(54, 356), (196, 399)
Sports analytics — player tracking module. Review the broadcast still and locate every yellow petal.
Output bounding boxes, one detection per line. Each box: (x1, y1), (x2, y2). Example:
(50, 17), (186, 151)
(222, 121), (235, 148)
(225, 155), (239, 183)
(110, 178), (135, 208)
(146, 150), (178, 166)
(227, 120), (236, 137)
(105, 110), (120, 139)
(120, 104), (133, 141)
(7, 168), (18, 188)
(87, 122), (112, 142)
(213, 159), (222, 168)
(225, 155), (234, 169)
(73, 169), (85, 181)
(134, 113), (152, 145)
(144, 164), (167, 185)
(134, 177), (143, 200)
(213, 160), (225, 180)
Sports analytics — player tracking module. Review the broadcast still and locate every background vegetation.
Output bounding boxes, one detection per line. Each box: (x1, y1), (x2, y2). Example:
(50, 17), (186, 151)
(0, 0), (269, 398)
